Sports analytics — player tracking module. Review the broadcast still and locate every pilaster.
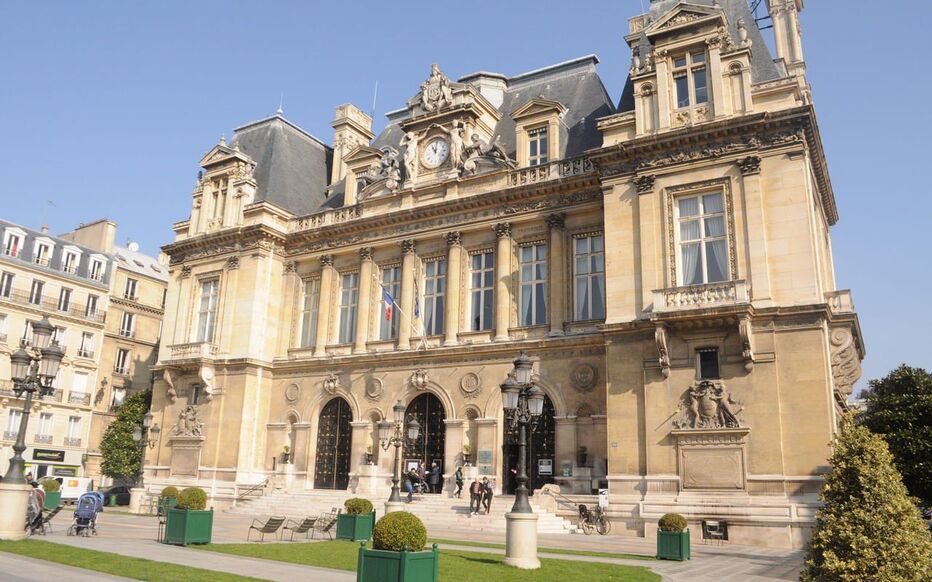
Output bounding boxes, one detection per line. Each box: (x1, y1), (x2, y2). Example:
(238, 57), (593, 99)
(547, 215), (566, 336)
(443, 419), (466, 493)
(493, 223), (512, 342)
(739, 157), (773, 306)
(355, 248), (374, 353)
(655, 51), (671, 130)
(443, 232), (463, 346)
(397, 240), (417, 350)
(313, 255), (334, 357)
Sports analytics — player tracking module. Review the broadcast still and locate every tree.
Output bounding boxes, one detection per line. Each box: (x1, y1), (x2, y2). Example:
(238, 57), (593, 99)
(801, 415), (932, 581)
(859, 364), (932, 505)
(99, 389), (152, 481)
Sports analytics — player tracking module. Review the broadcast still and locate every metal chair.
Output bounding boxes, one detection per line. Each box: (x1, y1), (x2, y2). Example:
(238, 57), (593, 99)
(247, 516), (286, 541)
(702, 520), (727, 545)
(39, 506), (62, 535)
(311, 511), (338, 540)
(282, 516), (318, 541)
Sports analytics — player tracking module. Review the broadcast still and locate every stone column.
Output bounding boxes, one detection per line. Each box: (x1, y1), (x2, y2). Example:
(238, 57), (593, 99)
(769, 1), (790, 63)
(313, 255), (335, 357)
(493, 223), (512, 342)
(349, 420), (373, 495)
(590, 414), (607, 479)
(354, 247), (374, 353)
(443, 419), (465, 496)
(443, 232), (462, 346)
(554, 415), (578, 476)
(739, 157), (773, 305)
(706, 40), (725, 118)
(397, 240), (417, 350)
(547, 214), (566, 336)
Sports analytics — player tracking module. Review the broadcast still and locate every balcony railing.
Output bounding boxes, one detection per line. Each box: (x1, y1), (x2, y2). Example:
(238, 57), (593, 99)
(34, 434), (53, 444)
(0, 289), (106, 323)
(113, 366), (130, 376)
(34, 256), (50, 267)
(68, 392), (91, 406)
(119, 328), (135, 338)
(64, 437), (82, 447)
(39, 389), (63, 403)
(0, 333), (7, 344)
(3, 431), (18, 441)
(169, 342), (218, 360)
(508, 156), (594, 187)
(0, 380), (14, 397)
(653, 280), (750, 313)
(826, 290), (855, 314)
(77, 349), (95, 359)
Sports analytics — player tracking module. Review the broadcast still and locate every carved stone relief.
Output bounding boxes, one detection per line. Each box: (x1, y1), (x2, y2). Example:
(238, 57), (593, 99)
(365, 377), (384, 401)
(173, 405), (204, 437)
(673, 380), (744, 430)
(411, 369), (430, 391)
(323, 373), (340, 395)
(655, 324), (671, 378)
(830, 328), (861, 397)
(284, 383), (300, 403)
(460, 372), (481, 398)
(163, 369), (178, 403)
(571, 363), (598, 392)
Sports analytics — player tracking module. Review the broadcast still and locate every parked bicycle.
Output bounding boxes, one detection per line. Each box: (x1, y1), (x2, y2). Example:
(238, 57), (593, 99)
(578, 504), (611, 535)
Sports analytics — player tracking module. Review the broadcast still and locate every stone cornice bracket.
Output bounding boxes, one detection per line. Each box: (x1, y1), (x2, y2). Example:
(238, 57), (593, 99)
(163, 369), (178, 403)
(358, 247), (373, 261)
(737, 155), (762, 175)
(655, 323), (671, 378)
(493, 222), (512, 239)
(446, 231), (463, 247)
(738, 314), (755, 372)
(180, 265), (192, 279)
(199, 365), (215, 402)
(401, 239), (416, 255)
(283, 261), (297, 274)
(320, 254), (334, 268)
(634, 174), (656, 194)
(225, 256), (240, 270)
(546, 213), (566, 230)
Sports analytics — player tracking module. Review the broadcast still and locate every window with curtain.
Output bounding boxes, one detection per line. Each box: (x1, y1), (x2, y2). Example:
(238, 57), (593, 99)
(422, 260), (446, 336)
(673, 51), (708, 109)
(299, 279), (320, 348)
(38, 413), (53, 437)
(677, 192), (728, 286)
(380, 266), (401, 340)
(528, 126), (549, 166)
(0, 272), (13, 297)
(574, 235), (605, 321)
(470, 252), (494, 331)
(58, 287), (72, 311)
(338, 272), (359, 344)
(28, 280), (44, 305)
(196, 279), (220, 342)
(519, 244), (548, 326)
(7, 410), (22, 433)
(67, 416), (82, 439)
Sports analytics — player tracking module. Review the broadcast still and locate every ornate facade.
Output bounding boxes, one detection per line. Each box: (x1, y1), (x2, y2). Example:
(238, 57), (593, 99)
(147, 0), (863, 548)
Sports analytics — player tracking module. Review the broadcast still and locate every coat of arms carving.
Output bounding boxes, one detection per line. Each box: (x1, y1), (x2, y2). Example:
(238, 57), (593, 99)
(673, 380), (744, 430)
(420, 64), (453, 112)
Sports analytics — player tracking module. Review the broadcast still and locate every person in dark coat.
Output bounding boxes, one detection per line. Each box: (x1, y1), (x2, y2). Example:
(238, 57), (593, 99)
(428, 462), (441, 494)
(481, 477), (494, 514)
(405, 468), (417, 502)
(454, 467), (464, 498)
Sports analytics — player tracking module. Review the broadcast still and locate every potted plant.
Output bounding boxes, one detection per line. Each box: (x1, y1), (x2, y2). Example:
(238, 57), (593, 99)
(577, 445), (588, 467)
(462, 444), (471, 467)
(337, 497), (376, 541)
(163, 487), (213, 546)
(158, 486), (179, 515)
(41, 479), (61, 510)
(656, 512), (690, 561)
(365, 445), (373, 465)
(357, 512), (438, 582)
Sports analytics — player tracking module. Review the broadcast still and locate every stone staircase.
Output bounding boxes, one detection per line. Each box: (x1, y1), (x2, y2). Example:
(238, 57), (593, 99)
(227, 489), (575, 534)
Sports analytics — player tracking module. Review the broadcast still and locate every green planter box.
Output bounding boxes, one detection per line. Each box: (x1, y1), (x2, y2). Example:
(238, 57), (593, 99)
(158, 498), (178, 515)
(43, 491), (61, 510)
(357, 543), (439, 582)
(657, 529), (690, 561)
(337, 511), (376, 541)
(163, 508), (213, 546)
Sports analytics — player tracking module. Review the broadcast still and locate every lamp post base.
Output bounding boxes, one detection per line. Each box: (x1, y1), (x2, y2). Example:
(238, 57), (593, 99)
(0, 482), (32, 540)
(503, 511), (541, 569)
(128, 487), (147, 514)
(384, 500), (406, 515)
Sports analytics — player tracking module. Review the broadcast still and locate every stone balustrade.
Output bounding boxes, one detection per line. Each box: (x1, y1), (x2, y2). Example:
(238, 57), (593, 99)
(509, 156), (594, 187)
(168, 342), (219, 360)
(653, 280), (750, 313)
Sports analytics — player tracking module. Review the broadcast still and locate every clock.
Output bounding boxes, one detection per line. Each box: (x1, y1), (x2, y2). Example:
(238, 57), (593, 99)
(421, 138), (449, 169)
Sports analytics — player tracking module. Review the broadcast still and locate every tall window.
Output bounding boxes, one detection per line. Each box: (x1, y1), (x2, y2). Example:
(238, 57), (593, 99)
(380, 266), (401, 340)
(519, 244), (548, 326)
(62, 251), (78, 273)
(299, 279), (320, 348)
(34, 242), (51, 266)
(124, 278), (138, 300)
(58, 287), (72, 311)
(3, 232), (22, 257)
(114, 348), (130, 374)
(85, 294), (99, 317)
(470, 252), (494, 331)
(574, 235), (605, 321)
(120, 312), (135, 337)
(0, 272), (13, 298)
(38, 413), (53, 437)
(79, 332), (94, 357)
(196, 279), (220, 342)
(28, 280), (44, 305)
(697, 348), (721, 379)
(677, 192), (728, 286)
(6, 410), (22, 434)
(53, 326), (67, 348)
(673, 51), (708, 109)
(422, 260), (446, 336)
(338, 273), (359, 344)
(22, 321), (33, 345)
(67, 416), (82, 440)
(528, 126), (549, 166)
(89, 259), (104, 281)
(72, 371), (88, 394)
(0, 314), (6, 340)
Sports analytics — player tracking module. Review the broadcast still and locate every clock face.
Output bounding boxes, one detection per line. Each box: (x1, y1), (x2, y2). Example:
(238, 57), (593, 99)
(421, 138), (449, 169)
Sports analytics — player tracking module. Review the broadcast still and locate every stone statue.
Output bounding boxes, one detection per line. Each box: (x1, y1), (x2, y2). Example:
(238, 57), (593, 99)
(173, 405), (204, 437)
(737, 17), (752, 48)
(461, 133), (515, 175)
(630, 45), (641, 76)
(400, 132), (419, 182)
(378, 147), (401, 191)
(673, 380), (743, 430)
(420, 64), (453, 112)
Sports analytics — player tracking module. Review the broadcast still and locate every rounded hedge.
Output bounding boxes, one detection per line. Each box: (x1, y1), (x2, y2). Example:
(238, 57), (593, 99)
(344, 497), (373, 515)
(41, 479), (60, 493)
(658, 513), (688, 532)
(175, 487), (208, 510)
(160, 486), (179, 499)
(372, 512), (427, 552)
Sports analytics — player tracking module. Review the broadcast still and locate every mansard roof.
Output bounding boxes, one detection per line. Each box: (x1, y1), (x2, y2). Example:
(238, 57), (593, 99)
(618, 0), (782, 112)
(231, 113), (333, 217)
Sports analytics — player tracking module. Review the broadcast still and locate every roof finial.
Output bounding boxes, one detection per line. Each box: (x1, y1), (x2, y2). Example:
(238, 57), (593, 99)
(219, 134), (226, 146)
(276, 92), (284, 116)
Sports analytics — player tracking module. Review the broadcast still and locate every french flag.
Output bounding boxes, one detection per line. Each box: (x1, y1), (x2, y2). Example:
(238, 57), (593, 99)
(382, 286), (394, 321)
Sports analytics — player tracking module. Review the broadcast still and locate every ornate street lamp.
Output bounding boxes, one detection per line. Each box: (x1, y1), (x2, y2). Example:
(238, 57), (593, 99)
(501, 352), (543, 569)
(379, 400), (420, 513)
(131, 411), (159, 491)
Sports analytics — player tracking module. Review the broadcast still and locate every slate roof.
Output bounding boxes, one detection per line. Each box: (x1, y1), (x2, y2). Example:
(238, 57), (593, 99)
(0, 219), (112, 288)
(618, 0), (782, 112)
(231, 113), (333, 216)
(112, 245), (168, 282)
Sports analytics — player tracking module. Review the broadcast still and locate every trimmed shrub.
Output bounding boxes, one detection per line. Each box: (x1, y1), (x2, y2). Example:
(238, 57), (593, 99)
(801, 414), (932, 581)
(175, 487), (208, 511)
(41, 479), (60, 493)
(658, 513), (687, 533)
(344, 497), (374, 516)
(372, 512), (427, 552)
(160, 486), (179, 499)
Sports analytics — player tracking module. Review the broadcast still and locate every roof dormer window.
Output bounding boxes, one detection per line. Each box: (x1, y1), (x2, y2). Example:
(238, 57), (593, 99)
(673, 51), (708, 109)
(528, 126), (549, 167)
(3, 230), (24, 258)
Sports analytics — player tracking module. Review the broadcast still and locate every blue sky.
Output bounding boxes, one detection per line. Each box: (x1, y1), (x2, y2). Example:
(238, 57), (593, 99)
(1, 1), (929, 390)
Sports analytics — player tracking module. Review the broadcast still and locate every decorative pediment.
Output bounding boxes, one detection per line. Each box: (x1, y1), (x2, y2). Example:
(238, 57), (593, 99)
(511, 98), (567, 121)
(199, 142), (253, 169)
(644, 3), (725, 38)
(343, 145), (383, 166)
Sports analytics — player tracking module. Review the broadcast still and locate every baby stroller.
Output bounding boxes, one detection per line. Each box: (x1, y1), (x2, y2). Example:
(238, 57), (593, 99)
(26, 488), (46, 535)
(68, 492), (104, 537)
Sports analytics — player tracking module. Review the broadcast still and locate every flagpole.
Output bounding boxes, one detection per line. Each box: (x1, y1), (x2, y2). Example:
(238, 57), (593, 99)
(375, 274), (426, 350)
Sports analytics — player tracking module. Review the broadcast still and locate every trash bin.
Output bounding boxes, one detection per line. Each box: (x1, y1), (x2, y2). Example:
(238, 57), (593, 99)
(109, 494), (118, 507)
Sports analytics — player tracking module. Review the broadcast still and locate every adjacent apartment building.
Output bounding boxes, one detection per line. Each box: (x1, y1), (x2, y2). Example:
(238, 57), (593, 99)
(146, 0), (863, 548)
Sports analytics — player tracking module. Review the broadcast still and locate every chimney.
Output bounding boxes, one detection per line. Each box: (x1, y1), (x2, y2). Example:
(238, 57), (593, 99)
(59, 219), (118, 253)
(459, 72), (506, 109)
(330, 104), (374, 185)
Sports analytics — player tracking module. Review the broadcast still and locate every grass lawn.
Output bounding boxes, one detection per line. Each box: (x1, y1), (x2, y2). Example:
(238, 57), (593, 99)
(0, 539), (262, 582)
(429, 537), (655, 561)
(199, 540), (660, 581)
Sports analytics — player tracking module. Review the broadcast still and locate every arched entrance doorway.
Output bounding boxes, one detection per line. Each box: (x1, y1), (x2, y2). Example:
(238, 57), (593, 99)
(314, 397), (352, 490)
(403, 393), (446, 492)
(503, 394), (555, 494)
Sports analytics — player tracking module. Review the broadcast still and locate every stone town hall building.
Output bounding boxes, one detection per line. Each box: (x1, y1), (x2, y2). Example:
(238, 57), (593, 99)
(147, 0), (863, 548)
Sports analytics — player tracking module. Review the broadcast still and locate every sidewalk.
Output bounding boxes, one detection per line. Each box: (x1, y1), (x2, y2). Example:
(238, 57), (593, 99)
(0, 552), (132, 582)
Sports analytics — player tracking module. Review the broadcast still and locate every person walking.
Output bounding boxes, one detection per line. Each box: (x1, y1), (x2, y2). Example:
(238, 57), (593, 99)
(469, 477), (482, 515)
(417, 461), (426, 485)
(454, 467), (464, 498)
(481, 477), (494, 515)
(405, 468), (417, 502)
(428, 462), (441, 494)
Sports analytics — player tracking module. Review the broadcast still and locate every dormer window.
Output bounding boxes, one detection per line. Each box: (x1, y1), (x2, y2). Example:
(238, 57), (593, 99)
(34, 242), (52, 266)
(3, 231), (23, 258)
(89, 258), (105, 282)
(528, 126), (549, 167)
(62, 250), (79, 274)
(673, 51), (708, 109)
